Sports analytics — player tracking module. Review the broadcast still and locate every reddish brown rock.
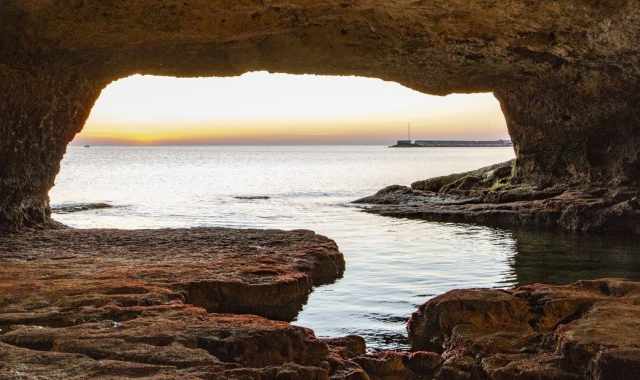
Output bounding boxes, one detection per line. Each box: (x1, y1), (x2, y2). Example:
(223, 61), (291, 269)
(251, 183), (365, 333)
(408, 279), (640, 380)
(0, 227), (349, 379)
(0, 225), (445, 380)
(0, 228), (344, 322)
(0, 226), (448, 379)
(2, 227), (639, 379)
(0, 311), (334, 380)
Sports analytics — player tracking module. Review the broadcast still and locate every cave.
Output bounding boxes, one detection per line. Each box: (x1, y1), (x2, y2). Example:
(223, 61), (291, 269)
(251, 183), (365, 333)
(2, 1), (640, 232)
(3, 2), (640, 379)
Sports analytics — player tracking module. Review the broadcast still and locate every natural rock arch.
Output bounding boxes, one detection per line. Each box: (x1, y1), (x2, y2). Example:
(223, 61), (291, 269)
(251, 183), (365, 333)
(1, 0), (639, 231)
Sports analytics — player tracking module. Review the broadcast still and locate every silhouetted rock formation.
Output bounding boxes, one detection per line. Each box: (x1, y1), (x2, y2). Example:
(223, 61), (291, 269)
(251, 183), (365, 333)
(234, 196), (271, 200)
(2, 1), (640, 230)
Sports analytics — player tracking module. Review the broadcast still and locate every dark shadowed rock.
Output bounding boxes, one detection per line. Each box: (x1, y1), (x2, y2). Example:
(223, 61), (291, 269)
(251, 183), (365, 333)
(357, 161), (640, 234)
(353, 185), (440, 205)
(51, 202), (114, 214)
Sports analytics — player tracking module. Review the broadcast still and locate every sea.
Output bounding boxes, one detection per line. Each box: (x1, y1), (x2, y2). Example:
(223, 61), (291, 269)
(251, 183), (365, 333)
(51, 145), (640, 350)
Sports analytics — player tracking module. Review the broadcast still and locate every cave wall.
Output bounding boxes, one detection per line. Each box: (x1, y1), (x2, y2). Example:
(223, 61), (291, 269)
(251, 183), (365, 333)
(1, 0), (639, 231)
(0, 66), (104, 230)
(496, 71), (640, 187)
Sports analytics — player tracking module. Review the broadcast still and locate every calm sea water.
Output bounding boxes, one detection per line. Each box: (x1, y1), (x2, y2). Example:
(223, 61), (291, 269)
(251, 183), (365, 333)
(51, 145), (640, 350)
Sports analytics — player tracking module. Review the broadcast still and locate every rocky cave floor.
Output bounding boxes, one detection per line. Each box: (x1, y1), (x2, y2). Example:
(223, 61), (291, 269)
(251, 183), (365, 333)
(354, 160), (640, 235)
(1, 227), (640, 379)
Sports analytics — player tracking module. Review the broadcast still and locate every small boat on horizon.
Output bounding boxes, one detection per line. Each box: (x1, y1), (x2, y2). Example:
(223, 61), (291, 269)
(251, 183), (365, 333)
(84, 145), (91, 148)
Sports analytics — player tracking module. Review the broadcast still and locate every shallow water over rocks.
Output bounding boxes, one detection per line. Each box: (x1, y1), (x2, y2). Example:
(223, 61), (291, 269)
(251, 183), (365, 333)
(50, 145), (640, 350)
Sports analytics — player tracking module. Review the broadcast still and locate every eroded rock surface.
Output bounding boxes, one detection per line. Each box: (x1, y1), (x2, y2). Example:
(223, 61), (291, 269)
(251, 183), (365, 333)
(0, 226), (458, 380)
(0, 227), (345, 379)
(2, 1), (640, 230)
(408, 278), (640, 380)
(0, 228), (345, 322)
(1, 228), (638, 379)
(356, 161), (640, 234)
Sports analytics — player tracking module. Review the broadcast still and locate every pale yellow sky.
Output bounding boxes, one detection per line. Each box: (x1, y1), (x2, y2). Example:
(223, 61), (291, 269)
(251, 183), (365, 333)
(75, 72), (508, 145)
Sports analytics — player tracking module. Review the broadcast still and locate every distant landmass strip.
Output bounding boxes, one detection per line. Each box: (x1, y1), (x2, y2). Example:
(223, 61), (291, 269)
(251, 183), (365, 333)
(391, 140), (513, 148)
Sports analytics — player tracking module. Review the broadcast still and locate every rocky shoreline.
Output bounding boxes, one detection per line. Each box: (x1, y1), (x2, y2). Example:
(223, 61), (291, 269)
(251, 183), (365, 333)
(51, 202), (115, 214)
(0, 228), (345, 322)
(0, 227), (637, 379)
(355, 161), (640, 235)
(0, 228), (351, 379)
(2, 0), (640, 377)
(409, 278), (640, 380)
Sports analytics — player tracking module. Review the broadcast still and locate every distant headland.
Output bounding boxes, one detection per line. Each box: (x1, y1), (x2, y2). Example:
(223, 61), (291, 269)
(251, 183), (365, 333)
(390, 139), (513, 148)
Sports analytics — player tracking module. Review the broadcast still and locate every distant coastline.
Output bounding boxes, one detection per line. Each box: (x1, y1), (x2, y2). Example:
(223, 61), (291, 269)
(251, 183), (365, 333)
(390, 139), (513, 148)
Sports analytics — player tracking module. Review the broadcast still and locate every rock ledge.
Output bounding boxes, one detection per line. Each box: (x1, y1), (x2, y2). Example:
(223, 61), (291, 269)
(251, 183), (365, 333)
(355, 161), (640, 234)
(408, 279), (640, 380)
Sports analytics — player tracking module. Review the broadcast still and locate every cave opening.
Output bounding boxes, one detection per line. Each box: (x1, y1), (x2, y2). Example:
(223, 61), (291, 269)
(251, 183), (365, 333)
(73, 72), (510, 146)
(49, 72), (516, 349)
(51, 71), (513, 229)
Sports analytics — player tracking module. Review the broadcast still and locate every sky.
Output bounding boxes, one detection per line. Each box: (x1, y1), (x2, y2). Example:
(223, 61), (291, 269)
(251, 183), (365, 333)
(74, 72), (509, 145)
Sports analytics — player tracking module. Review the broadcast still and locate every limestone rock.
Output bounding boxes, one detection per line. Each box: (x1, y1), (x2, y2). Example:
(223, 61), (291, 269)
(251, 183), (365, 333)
(2, 1), (640, 230)
(408, 279), (640, 380)
(0, 228), (345, 323)
(0, 227), (350, 379)
(356, 162), (640, 234)
(0, 226), (455, 380)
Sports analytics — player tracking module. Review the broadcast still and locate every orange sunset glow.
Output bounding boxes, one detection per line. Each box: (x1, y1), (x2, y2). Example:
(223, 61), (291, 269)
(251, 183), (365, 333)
(75, 72), (509, 145)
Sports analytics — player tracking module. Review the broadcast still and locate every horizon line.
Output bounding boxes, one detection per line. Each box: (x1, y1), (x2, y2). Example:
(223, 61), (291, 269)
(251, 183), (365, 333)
(70, 140), (513, 147)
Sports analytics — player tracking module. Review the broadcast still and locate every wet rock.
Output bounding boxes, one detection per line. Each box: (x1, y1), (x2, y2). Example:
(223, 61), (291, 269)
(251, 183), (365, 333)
(322, 336), (367, 359)
(353, 186), (436, 205)
(51, 202), (114, 214)
(357, 161), (640, 234)
(408, 279), (640, 380)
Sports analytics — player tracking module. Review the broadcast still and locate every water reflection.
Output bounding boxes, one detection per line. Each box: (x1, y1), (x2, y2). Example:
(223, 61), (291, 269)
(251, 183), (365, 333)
(296, 219), (640, 350)
(509, 230), (640, 285)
